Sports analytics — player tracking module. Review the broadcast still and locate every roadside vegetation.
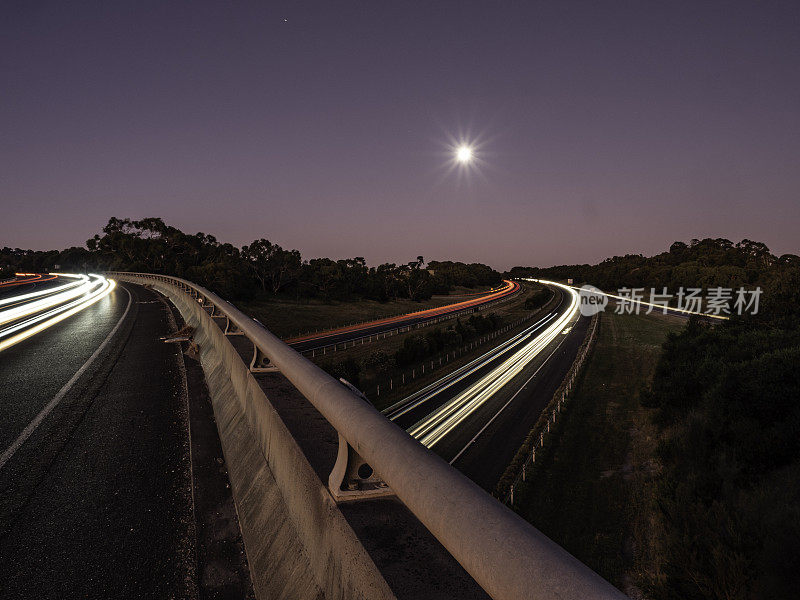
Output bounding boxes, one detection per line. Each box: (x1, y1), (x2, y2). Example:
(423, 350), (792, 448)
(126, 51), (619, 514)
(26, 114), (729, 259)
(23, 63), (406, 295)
(514, 310), (684, 595)
(239, 292), (477, 339)
(512, 239), (800, 599)
(316, 282), (555, 409)
(0, 217), (502, 304)
(508, 237), (798, 292)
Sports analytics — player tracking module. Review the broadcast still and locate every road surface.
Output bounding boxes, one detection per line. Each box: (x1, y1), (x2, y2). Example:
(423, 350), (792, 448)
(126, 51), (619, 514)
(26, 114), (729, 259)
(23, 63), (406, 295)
(386, 281), (588, 490)
(0, 278), (251, 599)
(287, 279), (521, 352)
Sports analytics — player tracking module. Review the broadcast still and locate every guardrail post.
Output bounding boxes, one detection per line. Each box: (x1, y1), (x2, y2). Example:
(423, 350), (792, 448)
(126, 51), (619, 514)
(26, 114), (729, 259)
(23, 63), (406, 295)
(328, 432), (394, 502)
(223, 315), (245, 336)
(250, 343), (279, 373)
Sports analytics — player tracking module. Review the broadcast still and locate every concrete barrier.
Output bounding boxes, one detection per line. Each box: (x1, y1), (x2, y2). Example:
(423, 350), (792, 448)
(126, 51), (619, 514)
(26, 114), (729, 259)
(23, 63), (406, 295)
(109, 272), (627, 600)
(117, 274), (395, 600)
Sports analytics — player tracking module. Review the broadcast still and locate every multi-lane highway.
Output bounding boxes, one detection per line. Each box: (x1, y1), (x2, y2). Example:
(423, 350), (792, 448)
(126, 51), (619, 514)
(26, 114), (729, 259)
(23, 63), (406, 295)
(0, 274), (251, 598)
(287, 279), (521, 352)
(385, 280), (587, 490)
(0, 273), (116, 355)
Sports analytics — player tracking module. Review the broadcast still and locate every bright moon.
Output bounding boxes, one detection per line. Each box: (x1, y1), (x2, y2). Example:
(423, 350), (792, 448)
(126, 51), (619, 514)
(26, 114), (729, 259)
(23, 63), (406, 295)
(455, 145), (473, 163)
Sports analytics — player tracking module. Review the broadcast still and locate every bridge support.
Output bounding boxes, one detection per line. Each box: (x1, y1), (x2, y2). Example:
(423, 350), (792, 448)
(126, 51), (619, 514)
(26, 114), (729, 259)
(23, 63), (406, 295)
(329, 433), (393, 502)
(250, 344), (279, 373)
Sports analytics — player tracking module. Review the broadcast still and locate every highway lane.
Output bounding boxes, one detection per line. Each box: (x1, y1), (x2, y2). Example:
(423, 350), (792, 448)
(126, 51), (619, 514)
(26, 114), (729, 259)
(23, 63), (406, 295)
(287, 279), (521, 353)
(0, 273), (58, 293)
(385, 290), (569, 429)
(0, 277), (126, 455)
(0, 282), (195, 598)
(0, 280), (254, 599)
(387, 281), (587, 490)
(0, 273), (63, 301)
(443, 314), (590, 490)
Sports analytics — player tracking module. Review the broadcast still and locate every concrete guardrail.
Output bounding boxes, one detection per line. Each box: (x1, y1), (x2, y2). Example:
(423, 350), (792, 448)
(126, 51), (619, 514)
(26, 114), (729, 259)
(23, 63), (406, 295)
(108, 271), (627, 600)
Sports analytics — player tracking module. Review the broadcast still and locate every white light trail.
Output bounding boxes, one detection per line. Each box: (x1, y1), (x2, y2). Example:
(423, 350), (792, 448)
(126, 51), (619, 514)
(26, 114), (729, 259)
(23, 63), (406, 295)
(0, 274), (117, 353)
(407, 280), (580, 448)
(524, 279), (729, 320)
(0, 275), (98, 326)
(385, 311), (558, 422)
(0, 274), (86, 307)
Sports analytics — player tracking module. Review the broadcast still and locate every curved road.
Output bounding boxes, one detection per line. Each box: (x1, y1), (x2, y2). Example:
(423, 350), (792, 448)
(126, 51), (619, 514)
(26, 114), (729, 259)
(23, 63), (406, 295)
(386, 281), (589, 490)
(0, 277), (226, 598)
(287, 279), (521, 352)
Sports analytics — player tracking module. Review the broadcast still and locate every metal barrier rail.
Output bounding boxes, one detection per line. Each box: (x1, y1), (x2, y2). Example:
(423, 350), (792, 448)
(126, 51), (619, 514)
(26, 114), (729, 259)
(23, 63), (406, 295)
(299, 284), (523, 357)
(499, 311), (600, 504)
(288, 280), (520, 340)
(108, 271), (626, 600)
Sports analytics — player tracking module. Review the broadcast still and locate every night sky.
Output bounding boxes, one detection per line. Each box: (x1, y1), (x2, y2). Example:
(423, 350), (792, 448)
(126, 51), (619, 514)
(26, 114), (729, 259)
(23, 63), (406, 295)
(2, 1), (798, 269)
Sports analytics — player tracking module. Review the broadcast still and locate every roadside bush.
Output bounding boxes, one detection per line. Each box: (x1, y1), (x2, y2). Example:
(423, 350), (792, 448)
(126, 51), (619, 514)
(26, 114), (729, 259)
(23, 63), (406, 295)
(393, 313), (504, 367)
(643, 311), (800, 599)
(525, 286), (552, 310)
(361, 350), (393, 374)
(323, 357), (362, 387)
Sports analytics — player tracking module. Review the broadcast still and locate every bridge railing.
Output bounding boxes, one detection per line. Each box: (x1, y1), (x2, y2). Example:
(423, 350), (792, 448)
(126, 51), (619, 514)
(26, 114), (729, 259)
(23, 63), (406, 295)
(107, 271), (626, 600)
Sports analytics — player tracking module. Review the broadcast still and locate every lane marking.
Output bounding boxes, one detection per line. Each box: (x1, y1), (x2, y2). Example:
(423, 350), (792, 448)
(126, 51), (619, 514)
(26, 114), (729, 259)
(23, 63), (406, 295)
(0, 285), (133, 471)
(409, 284), (580, 446)
(385, 311), (559, 421)
(448, 322), (576, 465)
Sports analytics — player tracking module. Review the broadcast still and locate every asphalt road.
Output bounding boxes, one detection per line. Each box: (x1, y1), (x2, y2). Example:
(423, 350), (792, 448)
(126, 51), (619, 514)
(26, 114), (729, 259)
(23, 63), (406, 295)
(288, 280), (521, 352)
(0, 283), (198, 598)
(0, 273), (63, 301)
(388, 283), (587, 491)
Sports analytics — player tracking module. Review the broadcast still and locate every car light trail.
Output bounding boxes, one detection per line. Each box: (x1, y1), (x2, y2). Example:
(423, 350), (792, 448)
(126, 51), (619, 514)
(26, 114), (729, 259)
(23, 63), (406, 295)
(0, 275), (97, 326)
(0, 274), (86, 307)
(0, 273), (58, 288)
(406, 280), (580, 448)
(524, 279), (729, 320)
(0, 274), (116, 353)
(384, 310), (559, 422)
(287, 279), (520, 345)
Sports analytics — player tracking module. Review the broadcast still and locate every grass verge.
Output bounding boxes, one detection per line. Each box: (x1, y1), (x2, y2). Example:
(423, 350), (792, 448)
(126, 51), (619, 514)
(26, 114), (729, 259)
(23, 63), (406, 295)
(315, 284), (553, 409)
(514, 310), (684, 595)
(237, 286), (494, 339)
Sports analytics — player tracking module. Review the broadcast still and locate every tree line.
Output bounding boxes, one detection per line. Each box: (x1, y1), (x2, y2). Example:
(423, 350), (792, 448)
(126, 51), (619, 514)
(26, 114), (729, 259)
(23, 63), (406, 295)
(512, 238), (800, 598)
(0, 217), (502, 302)
(508, 237), (799, 295)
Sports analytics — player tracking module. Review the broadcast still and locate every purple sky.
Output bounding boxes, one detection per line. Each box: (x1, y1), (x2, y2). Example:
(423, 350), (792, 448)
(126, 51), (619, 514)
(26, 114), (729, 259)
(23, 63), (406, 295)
(2, 1), (799, 270)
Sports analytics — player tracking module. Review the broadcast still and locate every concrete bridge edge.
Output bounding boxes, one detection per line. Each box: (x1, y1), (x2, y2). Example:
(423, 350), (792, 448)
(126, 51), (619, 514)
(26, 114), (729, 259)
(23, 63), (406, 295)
(140, 278), (397, 600)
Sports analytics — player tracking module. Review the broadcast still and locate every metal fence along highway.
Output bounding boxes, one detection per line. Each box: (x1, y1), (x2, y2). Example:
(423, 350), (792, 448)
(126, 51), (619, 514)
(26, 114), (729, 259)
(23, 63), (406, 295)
(498, 310), (601, 504)
(106, 271), (626, 600)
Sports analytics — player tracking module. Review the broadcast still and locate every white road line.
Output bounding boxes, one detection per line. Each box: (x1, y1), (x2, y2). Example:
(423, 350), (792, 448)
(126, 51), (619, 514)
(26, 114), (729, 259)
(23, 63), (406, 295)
(409, 282), (580, 447)
(449, 332), (571, 466)
(0, 285), (132, 471)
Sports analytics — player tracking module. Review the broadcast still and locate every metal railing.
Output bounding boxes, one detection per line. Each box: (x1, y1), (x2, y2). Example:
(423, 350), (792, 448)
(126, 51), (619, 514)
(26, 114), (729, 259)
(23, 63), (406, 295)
(298, 285), (522, 357)
(108, 271), (625, 600)
(498, 312), (600, 504)
(371, 311), (542, 398)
